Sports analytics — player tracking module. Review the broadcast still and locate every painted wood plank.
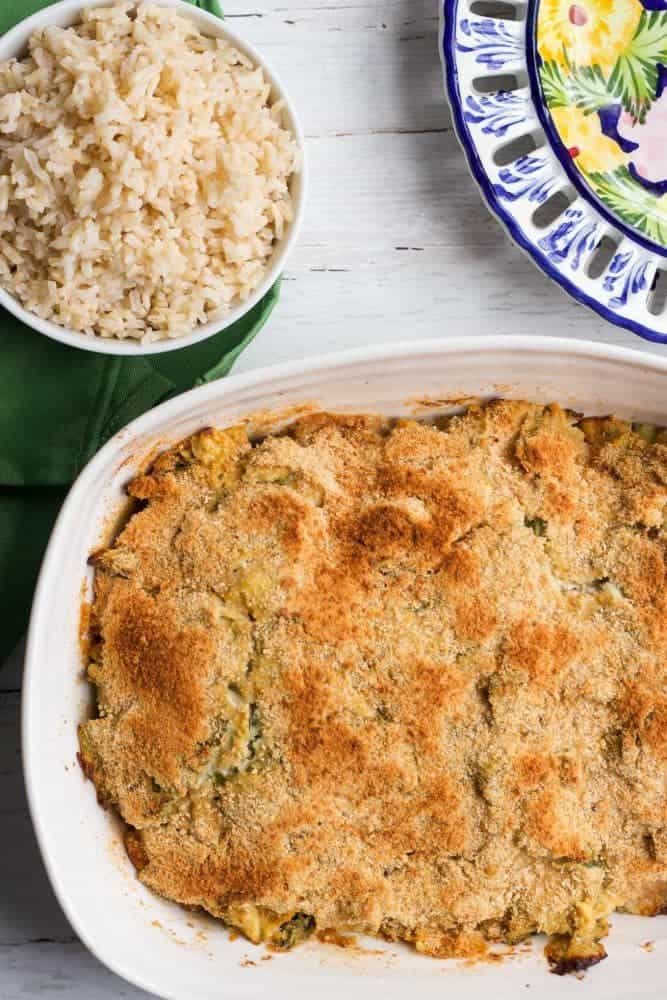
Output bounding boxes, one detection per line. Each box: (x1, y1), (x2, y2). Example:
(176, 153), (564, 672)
(224, 0), (447, 136)
(2, 945), (153, 1000)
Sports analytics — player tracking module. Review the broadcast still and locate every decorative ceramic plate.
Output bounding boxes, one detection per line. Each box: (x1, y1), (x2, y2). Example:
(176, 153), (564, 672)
(440, 0), (667, 342)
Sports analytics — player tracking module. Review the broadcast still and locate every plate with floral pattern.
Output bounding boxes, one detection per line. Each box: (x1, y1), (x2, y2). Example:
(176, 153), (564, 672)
(440, 0), (667, 343)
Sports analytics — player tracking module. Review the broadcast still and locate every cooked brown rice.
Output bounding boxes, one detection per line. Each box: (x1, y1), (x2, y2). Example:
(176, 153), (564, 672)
(0, 2), (299, 341)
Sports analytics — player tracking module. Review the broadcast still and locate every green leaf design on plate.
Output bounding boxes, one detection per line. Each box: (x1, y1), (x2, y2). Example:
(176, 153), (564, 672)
(587, 166), (667, 244)
(608, 10), (667, 123)
(540, 59), (612, 115)
(540, 59), (568, 108)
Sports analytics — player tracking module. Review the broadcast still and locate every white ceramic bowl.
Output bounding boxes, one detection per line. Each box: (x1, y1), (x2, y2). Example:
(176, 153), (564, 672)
(24, 338), (667, 1000)
(0, 0), (306, 355)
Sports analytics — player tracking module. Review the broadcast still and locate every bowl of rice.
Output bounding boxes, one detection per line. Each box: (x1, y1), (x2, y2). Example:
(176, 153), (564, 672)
(0, 0), (305, 354)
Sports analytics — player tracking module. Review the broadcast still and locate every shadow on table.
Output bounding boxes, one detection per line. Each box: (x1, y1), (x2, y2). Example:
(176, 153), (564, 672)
(0, 680), (151, 997)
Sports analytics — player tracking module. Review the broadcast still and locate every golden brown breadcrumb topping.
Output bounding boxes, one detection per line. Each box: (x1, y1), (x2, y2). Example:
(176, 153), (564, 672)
(79, 402), (667, 972)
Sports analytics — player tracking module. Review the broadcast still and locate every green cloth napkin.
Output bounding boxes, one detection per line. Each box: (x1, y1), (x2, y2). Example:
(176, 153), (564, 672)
(0, 0), (279, 662)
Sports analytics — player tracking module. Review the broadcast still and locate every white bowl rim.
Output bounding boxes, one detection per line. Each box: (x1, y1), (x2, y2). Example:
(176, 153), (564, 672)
(0, 0), (307, 356)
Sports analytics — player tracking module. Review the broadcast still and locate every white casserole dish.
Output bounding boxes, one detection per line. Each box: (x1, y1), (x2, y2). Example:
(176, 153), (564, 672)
(23, 337), (667, 1000)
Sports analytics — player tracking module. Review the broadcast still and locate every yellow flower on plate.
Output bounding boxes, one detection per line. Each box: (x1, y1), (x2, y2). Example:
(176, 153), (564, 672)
(538, 0), (643, 72)
(550, 106), (630, 173)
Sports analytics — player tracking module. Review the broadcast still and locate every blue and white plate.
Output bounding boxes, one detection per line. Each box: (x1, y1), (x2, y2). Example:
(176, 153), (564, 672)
(440, 0), (667, 343)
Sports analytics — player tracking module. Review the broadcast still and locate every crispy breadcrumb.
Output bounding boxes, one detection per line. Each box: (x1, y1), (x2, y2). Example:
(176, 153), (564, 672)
(79, 402), (667, 972)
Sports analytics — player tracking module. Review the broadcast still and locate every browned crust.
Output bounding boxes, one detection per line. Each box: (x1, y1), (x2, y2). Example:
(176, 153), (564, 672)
(547, 951), (607, 977)
(79, 402), (667, 970)
(79, 599), (92, 662)
(125, 829), (150, 872)
(316, 928), (358, 949)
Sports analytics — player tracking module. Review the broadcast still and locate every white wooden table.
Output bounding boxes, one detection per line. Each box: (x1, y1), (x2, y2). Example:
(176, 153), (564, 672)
(2, 1), (665, 997)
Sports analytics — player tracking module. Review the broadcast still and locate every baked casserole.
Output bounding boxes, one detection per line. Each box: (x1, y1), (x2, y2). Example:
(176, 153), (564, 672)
(79, 401), (667, 973)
